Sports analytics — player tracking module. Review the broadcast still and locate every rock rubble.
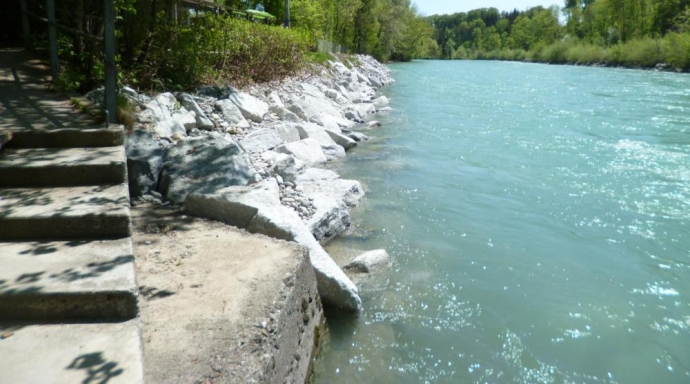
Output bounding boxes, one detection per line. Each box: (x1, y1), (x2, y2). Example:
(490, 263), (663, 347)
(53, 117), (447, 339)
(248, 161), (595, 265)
(121, 54), (394, 313)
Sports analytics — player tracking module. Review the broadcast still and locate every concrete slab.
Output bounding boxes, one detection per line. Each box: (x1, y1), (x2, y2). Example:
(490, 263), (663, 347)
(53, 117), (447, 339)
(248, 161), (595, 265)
(0, 239), (138, 321)
(132, 204), (324, 383)
(0, 319), (144, 384)
(0, 146), (126, 187)
(0, 184), (132, 240)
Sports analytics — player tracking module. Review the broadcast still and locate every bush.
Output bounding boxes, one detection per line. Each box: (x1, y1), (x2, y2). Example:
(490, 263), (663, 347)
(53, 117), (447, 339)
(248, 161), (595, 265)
(618, 38), (662, 68)
(125, 15), (311, 90)
(663, 33), (690, 71)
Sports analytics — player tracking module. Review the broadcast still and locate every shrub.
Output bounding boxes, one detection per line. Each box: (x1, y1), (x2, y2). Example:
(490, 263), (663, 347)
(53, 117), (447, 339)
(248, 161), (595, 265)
(663, 33), (690, 71)
(618, 38), (662, 68)
(125, 15), (311, 90)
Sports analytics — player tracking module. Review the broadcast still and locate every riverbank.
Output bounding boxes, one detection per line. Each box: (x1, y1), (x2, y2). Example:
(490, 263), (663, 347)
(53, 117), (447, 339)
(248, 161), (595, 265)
(108, 54), (394, 381)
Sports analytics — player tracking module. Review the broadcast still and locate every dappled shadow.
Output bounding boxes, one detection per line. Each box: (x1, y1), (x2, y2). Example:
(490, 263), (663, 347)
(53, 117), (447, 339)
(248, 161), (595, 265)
(139, 285), (176, 301)
(0, 49), (99, 131)
(66, 352), (124, 384)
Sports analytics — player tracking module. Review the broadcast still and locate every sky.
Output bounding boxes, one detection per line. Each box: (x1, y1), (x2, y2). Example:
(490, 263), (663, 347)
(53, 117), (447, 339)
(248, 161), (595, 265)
(414, 0), (561, 16)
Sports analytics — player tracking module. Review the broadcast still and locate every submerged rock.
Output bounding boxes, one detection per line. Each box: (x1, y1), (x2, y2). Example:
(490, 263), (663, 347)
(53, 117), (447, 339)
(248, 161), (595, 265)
(344, 249), (390, 273)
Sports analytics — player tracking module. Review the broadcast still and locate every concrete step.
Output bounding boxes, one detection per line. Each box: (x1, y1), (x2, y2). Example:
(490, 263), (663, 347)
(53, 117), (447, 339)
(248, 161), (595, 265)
(0, 146), (126, 188)
(0, 239), (138, 322)
(0, 184), (132, 241)
(0, 319), (144, 384)
(3, 125), (124, 148)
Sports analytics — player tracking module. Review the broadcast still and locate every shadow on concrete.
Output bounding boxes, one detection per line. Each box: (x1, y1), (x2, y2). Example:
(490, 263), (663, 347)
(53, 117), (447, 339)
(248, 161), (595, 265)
(139, 286), (176, 301)
(0, 48), (99, 132)
(66, 352), (124, 384)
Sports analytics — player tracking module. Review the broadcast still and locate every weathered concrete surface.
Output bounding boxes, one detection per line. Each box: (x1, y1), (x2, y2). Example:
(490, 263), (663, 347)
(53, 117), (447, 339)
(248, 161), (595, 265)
(0, 146), (126, 187)
(132, 204), (323, 383)
(0, 239), (137, 321)
(0, 184), (132, 240)
(0, 319), (144, 384)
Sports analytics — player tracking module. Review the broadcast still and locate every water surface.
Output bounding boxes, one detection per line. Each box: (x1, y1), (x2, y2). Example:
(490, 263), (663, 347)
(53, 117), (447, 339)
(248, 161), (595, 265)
(313, 60), (690, 383)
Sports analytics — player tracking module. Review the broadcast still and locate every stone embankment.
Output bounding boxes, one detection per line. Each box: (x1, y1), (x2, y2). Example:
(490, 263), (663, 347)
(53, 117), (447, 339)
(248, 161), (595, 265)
(107, 55), (394, 314)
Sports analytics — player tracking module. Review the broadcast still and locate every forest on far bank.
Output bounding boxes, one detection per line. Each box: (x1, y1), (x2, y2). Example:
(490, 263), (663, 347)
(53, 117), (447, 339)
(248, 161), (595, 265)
(425, 0), (690, 71)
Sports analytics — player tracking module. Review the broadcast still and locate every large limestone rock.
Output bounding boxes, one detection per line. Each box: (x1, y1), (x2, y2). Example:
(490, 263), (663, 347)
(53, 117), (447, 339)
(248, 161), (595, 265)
(138, 93), (196, 137)
(158, 136), (253, 203)
(126, 130), (165, 198)
(178, 94), (214, 130)
(344, 249), (390, 273)
(228, 89), (268, 123)
(274, 123), (301, 143)
(295, 168), (365, 240)
(293, 123), (345, 161)
(184, 179), (362, 313)
(326, 129), (357, 150)
(269, 154), (307, 183)
(215, 100), (250, 129)
(239, 128), (283, 153)
(153, 120), (187, 138)
(275, 139), (327, 166)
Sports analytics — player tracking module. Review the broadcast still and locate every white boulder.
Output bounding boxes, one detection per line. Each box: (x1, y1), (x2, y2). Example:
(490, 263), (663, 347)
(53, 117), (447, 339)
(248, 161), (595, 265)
(344, 249), (390, 273)
(228, 89), (268, 123)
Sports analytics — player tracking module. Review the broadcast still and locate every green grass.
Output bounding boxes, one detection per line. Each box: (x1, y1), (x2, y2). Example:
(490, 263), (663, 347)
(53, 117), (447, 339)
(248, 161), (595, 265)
(306, 51), (336, 66)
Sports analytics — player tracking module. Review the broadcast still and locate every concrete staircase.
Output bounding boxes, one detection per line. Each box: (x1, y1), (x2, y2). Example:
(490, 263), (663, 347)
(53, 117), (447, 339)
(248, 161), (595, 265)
(0, 125), (144, 383)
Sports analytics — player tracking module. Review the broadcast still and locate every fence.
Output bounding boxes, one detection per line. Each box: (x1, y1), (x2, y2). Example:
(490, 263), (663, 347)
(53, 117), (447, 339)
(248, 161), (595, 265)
(317, 39), (347, 54)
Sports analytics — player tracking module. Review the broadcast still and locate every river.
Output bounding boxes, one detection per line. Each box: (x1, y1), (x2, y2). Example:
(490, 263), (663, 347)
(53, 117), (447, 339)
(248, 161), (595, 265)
(312, 60), (690, 383)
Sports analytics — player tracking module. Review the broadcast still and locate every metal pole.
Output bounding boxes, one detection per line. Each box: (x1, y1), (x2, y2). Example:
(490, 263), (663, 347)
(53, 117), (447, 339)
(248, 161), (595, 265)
(20, 0), (31, 49)
(284, 0), (290, 28)
(103, 0), (117, 125)
(46, 0), (59, 81)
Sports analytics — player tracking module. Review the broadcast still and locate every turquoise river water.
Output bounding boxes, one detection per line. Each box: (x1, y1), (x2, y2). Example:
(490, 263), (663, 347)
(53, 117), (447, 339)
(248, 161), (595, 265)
(311, 61), (690, 384)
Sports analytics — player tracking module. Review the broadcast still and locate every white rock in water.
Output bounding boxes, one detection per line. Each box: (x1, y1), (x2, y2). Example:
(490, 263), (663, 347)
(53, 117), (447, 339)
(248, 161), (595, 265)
(344, 249), (390, 273)
(367, 121), (382, 128)
(275, 175), (284, 184)
(228, 89), (269, 123)
(372, 96), (390, 107)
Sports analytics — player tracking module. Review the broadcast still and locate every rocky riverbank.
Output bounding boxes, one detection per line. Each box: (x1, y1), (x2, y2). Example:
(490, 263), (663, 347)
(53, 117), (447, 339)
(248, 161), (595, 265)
(108, 54), (394, 314)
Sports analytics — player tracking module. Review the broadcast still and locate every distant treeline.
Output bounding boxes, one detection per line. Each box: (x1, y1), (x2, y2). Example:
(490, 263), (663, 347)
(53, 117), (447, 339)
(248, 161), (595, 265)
(425, 0), (690, 71)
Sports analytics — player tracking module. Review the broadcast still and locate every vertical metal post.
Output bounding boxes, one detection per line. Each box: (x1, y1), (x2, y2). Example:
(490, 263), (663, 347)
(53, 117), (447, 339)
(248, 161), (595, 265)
(103, 0), (117, 124)
(284, 0), (290, 28)
(20, 0), (31, 49)
(46, 0), (59, 81)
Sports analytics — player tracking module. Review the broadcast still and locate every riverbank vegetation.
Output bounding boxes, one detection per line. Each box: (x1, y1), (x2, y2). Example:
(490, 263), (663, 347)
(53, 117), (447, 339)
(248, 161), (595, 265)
(22, 0), (433, 92)
(427, 0), (690, 71)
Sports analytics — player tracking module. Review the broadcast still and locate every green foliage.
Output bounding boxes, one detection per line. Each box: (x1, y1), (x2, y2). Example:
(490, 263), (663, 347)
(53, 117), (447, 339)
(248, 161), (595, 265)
(306, 51), (336, 65)
(663, 32), (690, 70)
(424, 0), (690, 72)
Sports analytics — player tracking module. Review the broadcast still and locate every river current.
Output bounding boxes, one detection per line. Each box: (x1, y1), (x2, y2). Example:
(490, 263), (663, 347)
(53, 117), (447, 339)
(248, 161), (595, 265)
(312, 60), (690, 383)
